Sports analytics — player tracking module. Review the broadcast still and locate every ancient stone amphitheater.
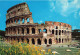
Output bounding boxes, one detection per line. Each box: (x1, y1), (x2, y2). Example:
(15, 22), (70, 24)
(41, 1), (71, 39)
(5, 2), (72, 45)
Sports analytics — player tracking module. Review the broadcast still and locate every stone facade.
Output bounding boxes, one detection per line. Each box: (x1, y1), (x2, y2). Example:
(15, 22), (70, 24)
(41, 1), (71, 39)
(5, 2), (72, 45)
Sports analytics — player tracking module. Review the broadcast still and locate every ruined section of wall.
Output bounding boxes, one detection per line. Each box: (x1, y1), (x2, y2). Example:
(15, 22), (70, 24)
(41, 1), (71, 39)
(5, 2), (72, 45)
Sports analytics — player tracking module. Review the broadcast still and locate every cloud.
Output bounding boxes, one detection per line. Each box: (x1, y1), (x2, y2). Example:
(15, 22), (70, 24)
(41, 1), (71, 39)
(49, 0), (80, 16)
(38, 20), (43, 24)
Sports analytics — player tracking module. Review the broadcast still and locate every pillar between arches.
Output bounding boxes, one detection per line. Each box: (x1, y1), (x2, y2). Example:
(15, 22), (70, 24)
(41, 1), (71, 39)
(35, 38), (37, 45)
(41, 38), (44, 45)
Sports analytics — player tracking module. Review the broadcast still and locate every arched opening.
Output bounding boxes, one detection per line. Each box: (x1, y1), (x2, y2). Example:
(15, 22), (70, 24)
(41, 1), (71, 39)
(26, 38), (29, 44)
(56, 26), (58, 29)
(18, 19), (20, 24)
(62, 30), (63, 33)
(38, 29), (41, 33)
(44, 39), (47, 44)
(37, 39), (41, 45)
(32, 28), (35, 34)
(32, 38), (35, 44)
(59, 38), (61, 43)
(59, 30), (61, 35)
(22, 28), (24, 34)
(13, 28), (15, 34)
(52, 30), (54, 34)
(15, 20), (16, 23)
(27, 18), (30, 23)
(11, 37), (12, 41)
(17, 38), (19, 42)
(22, 18), (24, 24)
(43, 29), (47, 33)
(21, 38), (24, 42)
(14, 38), (15, 41)
(62, 39), (63, 43)
(56, 38), (58, 43)
(27, 28), (29, 34)
(49, 39), (52, 44)
(18, 28), (19, 34)
(56, 30), (58, 35)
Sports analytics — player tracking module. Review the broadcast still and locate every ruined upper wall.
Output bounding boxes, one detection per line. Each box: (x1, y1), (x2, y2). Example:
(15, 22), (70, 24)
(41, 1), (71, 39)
(6, 2), (31, 20)
(45, 21), (71, 28)
(53, 22), (71, 28)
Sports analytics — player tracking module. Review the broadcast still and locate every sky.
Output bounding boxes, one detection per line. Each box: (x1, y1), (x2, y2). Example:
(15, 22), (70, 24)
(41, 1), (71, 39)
(0, 0), (80, 31)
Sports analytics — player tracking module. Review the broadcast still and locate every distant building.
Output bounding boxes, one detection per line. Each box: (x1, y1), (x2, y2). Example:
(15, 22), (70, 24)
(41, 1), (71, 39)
(5, 2), (72, 45)
(72, 29), (80, 40)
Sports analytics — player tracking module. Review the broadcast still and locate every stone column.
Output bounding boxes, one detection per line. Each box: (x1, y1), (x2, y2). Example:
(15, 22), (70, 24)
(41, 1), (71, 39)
(19, 38), (22, 43)
(29, 15), (33, 23)
(24, 17), (27, 24)
(24, 37), (26, 43)
(35, 38), (37, 45)
(52, 38), (54, 45)
(61, 38), (62, 43)
(47, 28), (50, 34)
(24, 28), (27, 35)
(19, 28), (22, 35)
(15, 38), (18, 42)
(16, 19), (18, 24)
(13, 19), (15, 24)
(16, 28), (18, 35)
(47, 39), (49, 45)
(20, 18), (22, 24)
(41, 38), (44, 45)
(35, 26), (38, 34)
(29, 38), (32, 45)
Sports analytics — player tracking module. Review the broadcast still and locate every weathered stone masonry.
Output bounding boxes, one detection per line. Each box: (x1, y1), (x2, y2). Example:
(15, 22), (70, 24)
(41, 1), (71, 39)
(5, 3), (72, 45)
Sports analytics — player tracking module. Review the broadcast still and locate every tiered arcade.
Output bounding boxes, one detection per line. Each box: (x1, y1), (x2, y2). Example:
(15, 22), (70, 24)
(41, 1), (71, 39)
(5, 3), (72, 45)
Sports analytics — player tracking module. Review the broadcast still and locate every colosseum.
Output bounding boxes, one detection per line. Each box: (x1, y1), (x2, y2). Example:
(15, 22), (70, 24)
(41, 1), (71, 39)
(5, 2), (72, 45)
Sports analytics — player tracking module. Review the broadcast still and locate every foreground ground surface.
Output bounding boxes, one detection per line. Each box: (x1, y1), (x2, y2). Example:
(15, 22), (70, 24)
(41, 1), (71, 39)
(0, 40), (80, 55)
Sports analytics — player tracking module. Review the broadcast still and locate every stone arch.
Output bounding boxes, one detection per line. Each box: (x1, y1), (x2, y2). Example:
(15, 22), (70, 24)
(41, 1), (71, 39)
(22, 28), (24, 34)
(18, 28), (19, 34)
(49, 38), (52, 44)
(56, 38), (58, 43)
(59, 38), (61, 43)
(21, 38), (24, 42)
(38, 29), (41, 33)
(22, 18), (24, 24)
(56, 30), (58, 35)
(62, 39), (63, 43)
(32, 28), (35, 34)
(56, 26), (58, 29)
(14, 38), (15, 41)
(13, 28), (16, 34)
(62, 30), (63, 33)
(26, 38), (29, 44)
(27, 28), (29, 34)
(37, 38), (41, 45)
(27, 18), (30, 23)
(18, 19), (20, 24)
(59, 30), (61, 35)
(44, 39), (47, 44)
(43, 29), (47, 33)
(32, 38), (35, 44)
(17, 38), (19, 42)
(15, 20), (16, 23)
(11, 37), (12, 41)
(52, 29), (54, 34)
